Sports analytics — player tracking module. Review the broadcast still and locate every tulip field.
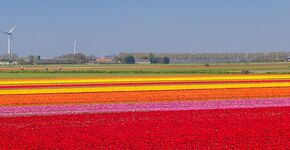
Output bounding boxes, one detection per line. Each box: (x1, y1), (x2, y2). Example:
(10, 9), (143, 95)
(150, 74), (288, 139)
(0, 73), (289, 149)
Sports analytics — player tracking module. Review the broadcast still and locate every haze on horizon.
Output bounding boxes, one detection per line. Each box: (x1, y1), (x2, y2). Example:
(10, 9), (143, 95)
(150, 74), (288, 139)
(0, 0), (290, 58)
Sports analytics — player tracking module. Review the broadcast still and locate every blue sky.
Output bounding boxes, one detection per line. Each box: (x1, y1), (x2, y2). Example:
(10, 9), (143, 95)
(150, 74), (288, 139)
(0, 0), (290, 57)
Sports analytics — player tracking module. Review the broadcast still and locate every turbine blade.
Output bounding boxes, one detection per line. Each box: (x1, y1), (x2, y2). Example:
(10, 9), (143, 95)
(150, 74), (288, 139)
(1, 31), (10, 35)
(9, 26), (16, 33)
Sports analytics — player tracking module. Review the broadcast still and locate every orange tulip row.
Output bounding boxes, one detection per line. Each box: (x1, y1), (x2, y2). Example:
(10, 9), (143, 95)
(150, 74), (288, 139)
(0, 87), (289, 106)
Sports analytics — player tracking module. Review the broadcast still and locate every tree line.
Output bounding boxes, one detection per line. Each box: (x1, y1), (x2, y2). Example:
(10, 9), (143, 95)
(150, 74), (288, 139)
(119, 51), (290, 64)
(114, 53), (170, 64)
(1, 51), (289, 65)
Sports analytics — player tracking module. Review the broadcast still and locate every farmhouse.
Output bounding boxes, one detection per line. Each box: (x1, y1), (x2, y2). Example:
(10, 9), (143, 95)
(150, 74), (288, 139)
(135, 59), (151, 64)
(0, 60), (17, 65)
(95, 57), (114, 64)
(0, 61), (10, 65)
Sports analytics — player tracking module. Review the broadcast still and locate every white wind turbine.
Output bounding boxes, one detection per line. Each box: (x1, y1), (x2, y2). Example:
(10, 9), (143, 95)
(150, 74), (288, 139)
(1, 26), (16, 57)
(73, 40), (77, 55)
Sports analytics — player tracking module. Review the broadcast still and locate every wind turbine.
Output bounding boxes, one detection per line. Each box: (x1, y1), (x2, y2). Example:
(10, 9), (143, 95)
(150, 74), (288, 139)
(73, 40), (77, 55)
(1, 26), (16, 57)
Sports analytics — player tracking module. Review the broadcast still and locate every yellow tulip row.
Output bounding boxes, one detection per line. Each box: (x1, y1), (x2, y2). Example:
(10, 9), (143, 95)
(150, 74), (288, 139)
(1, 82), (290, 95)
(0, 74), (290, 85)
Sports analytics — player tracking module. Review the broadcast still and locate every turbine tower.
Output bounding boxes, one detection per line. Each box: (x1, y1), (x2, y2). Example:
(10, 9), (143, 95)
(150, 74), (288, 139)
(1, 26), (16, 57)
(73, 40), (77, 55)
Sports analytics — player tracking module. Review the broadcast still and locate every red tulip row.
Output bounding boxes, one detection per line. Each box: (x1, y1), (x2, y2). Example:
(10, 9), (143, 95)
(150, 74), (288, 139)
(0, 106), (288, 149)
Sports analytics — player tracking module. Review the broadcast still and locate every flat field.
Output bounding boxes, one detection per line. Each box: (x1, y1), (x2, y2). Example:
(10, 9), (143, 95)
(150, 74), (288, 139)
(0, 63), (289, 149)
(0, 62), (289, 78)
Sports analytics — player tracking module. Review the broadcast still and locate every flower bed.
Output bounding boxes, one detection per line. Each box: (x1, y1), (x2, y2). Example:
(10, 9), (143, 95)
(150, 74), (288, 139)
(0, 74), (289, 148)
(0, 107), (288, 149)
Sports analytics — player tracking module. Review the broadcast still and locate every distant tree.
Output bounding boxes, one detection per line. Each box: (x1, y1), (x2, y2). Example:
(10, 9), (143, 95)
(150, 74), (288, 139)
(73, 53), (87, 61)
(87, 55), (97, 61)
(27, 55), (35, 59)
(17, 58), (27, 65)
(0, 54), (17, 61)
(27, 55), (35, 62)
(150, 57), (159, 63)
(57, 53), (88, 61)
(148, 53), (155, 63)
(140, 55), (148, 59)
(123, 56), (135, 64)
(11, 54), (18, 60)
(150, 56), (170, 64)
(161, 56), (170, 64)
(35, 55), (41, 61)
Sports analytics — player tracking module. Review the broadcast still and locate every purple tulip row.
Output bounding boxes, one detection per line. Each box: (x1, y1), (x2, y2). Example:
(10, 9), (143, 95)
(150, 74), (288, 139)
(0, 97), (289, 117)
